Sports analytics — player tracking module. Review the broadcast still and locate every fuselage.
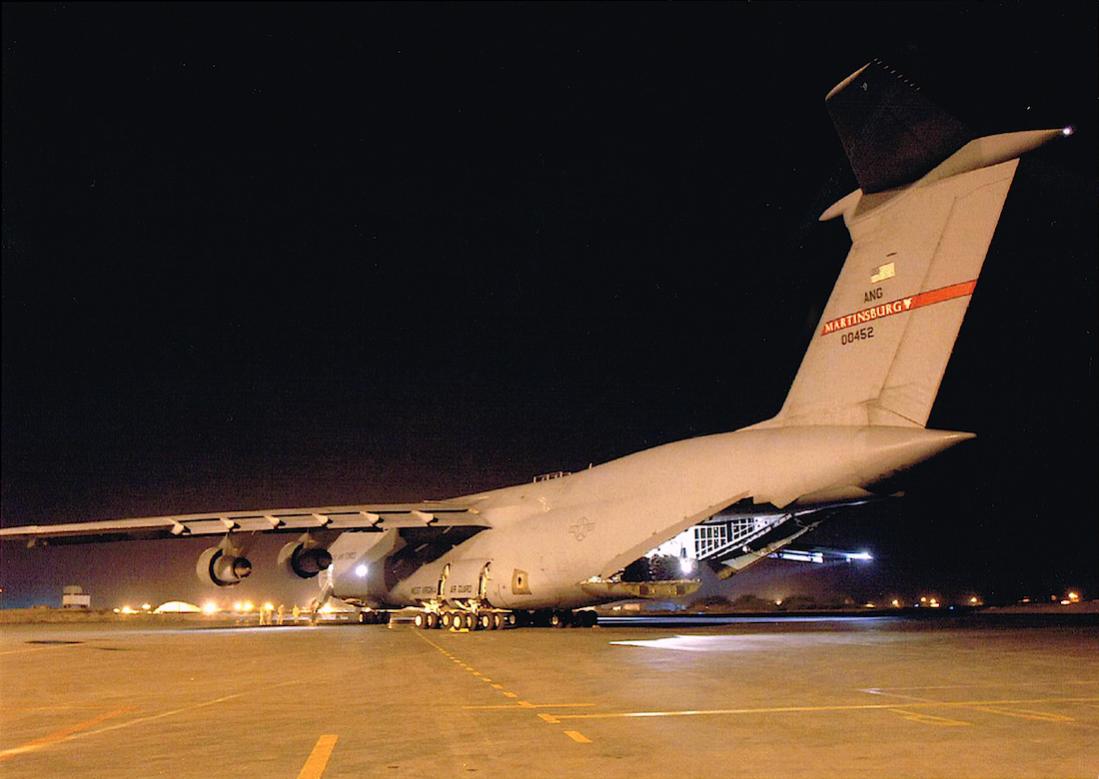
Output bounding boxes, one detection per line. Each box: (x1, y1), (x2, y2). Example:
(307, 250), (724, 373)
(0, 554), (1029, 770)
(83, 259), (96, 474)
(329, 425), (971, 609)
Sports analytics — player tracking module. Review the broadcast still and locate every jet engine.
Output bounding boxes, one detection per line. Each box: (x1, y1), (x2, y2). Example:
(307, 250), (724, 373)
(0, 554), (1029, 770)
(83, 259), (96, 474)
(196, 545), (253, 587)
(277, 541), (333, 580)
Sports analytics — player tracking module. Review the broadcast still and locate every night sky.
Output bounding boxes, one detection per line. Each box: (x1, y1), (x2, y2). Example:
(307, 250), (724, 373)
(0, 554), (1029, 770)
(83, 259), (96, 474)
(2, 3), (1095, 609)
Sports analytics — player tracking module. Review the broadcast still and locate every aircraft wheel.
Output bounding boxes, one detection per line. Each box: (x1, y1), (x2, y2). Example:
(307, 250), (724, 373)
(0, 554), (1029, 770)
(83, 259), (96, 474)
(506, 613), (516, 627)
(441, 612), (453, 629)
(414, 613), (426, 628)
(478, 613), (492, 630)
(426, 612), (439, 629)
(549, 610), (570, 628)
(492, 613), (503, 630)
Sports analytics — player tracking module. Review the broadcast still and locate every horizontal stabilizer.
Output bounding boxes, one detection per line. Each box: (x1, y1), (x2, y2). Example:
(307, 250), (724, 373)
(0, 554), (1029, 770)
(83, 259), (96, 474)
(827, 59), (973, 193)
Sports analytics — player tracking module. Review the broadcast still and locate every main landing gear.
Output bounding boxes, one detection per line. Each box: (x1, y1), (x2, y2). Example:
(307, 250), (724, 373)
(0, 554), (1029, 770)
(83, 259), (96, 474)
(426, 609), (514, 631)
(515, 609), (598, 628)
(360, 606), (598, 630)
(358, 609), (389, 625)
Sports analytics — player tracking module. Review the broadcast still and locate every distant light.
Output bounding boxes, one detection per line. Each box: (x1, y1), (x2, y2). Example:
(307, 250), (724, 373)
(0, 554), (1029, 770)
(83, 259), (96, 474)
(679, 558), (695, 575)
(120, 605), (136, 614)
(1067, 591), (1080, 603)
(1062, 126), (1074, 137)
(775, 599), (783, 606)
(845, 551), (873, 562)
(202, 601), (219, 615)
(355, 564), (368, 578)
(112, 608), (121, 614)
(140, 602), (152, 611)
(320, 603), (335, 614)
(969, 596), (979, 605)
(1060, 599), (1071, 606)
(262, 602), (275, 612)
(920, 596), (928, 603)
(929, 598), (940, 608)
(891, 599), (900, 608)
(232, 600), (243, 612)
(242, 600), (254, 613)
(864, 602), (876, 609)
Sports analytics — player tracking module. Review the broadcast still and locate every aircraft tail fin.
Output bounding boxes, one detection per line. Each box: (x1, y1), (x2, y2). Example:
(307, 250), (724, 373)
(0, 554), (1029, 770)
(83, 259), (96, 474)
(757, 62), (1065, 429)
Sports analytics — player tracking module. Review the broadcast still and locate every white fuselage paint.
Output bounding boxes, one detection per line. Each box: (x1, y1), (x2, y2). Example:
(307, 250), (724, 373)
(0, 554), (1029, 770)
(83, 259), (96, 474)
(329, 425), (970, 610)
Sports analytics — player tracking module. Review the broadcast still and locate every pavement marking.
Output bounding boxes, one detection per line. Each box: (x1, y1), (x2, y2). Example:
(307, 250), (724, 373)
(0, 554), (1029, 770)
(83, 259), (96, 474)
(862, 681), (1099, 692)
(409, 627), (595, 743)
(464, 703), (595, 711)
(968, 706), (1074, 723)
(862, 686), (1077, 723)
(0, 679), (305, 760)
(888, 708), (971, 727)
(0, 707), (133, 761)
(0, 643), (84, 657)
(538, 713), (560, 724)
(548, 696), (1099, 722)
(296, 735), (338, 779)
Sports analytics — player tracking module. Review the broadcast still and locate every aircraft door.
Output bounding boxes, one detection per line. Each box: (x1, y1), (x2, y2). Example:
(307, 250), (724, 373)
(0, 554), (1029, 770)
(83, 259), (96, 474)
(437, 563), (451, 599)
(441, 558), (492, 602)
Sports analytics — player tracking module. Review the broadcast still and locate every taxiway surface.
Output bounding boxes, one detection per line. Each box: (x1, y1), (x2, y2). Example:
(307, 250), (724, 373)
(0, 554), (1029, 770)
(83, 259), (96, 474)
(1, 614), (1096, 778)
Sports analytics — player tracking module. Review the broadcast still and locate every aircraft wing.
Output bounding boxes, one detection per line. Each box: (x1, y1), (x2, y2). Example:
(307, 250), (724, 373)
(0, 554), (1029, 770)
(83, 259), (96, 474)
(0, 502), (488, 545)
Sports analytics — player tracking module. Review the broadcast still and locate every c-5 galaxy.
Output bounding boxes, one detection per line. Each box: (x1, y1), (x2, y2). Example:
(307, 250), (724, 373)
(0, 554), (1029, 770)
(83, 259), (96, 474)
(1, 61), (1070, 630)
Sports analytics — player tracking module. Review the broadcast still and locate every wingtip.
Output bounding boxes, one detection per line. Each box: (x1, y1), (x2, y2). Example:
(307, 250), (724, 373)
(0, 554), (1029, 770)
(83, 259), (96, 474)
(825, 62), (871, 101)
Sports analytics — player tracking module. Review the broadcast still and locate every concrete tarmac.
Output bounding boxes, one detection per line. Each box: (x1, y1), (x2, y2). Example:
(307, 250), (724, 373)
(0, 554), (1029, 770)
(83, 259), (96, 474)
(1, 614), (1096, 778)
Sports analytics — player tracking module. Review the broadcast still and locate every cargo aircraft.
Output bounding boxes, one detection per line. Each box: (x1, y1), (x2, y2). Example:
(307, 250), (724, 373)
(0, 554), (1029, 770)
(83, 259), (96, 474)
(1, 61), (1070, 629)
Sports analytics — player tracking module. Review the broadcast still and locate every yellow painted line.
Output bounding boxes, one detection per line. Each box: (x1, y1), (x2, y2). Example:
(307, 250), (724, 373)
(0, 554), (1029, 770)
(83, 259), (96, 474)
(481, 678), (493, 683)
(502, 692), (518, 699)
(863, 686), (1078, 723)
(550, 696), (1099, 722)
(491, 684), (504, 690)
(969, 707), (1074, 723)
(472, 672), (483, 677)
(6, 705), (112, 713)
(538, 713), (559, 724)
(0, 680), (303, 760)
(564, 730), (592, 744)
(296, 735), (338, 779)
(862, 680), (1099, 692)
(888, 708), (971, 727)
(0, 707), (133, 761)
(0, 643), (84, 657)
(465, 703), (596, 711)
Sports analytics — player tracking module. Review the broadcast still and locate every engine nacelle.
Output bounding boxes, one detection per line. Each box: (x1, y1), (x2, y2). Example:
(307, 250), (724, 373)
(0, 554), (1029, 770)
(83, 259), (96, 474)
(196, 546), (253, 587)
(277, 542), (333, 580)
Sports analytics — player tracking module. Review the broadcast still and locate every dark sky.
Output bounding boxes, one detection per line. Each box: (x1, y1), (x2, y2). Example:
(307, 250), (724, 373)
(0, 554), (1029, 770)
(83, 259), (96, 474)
(2, 3), (1095, 609)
